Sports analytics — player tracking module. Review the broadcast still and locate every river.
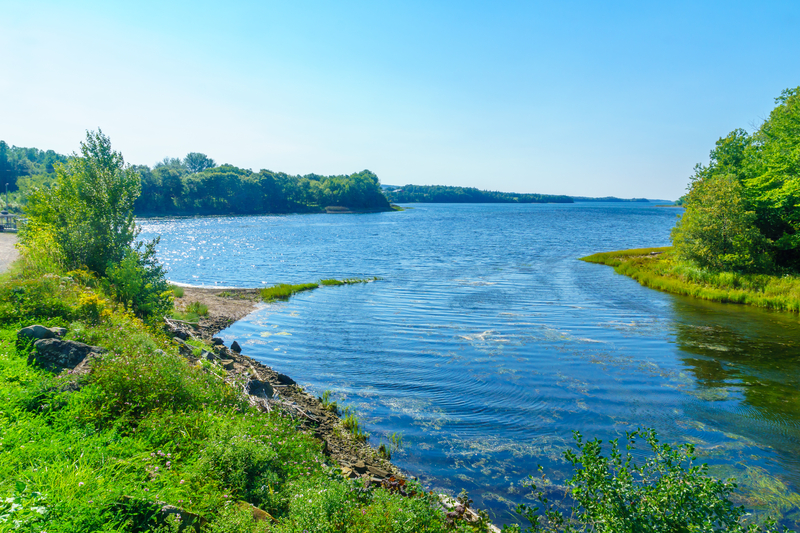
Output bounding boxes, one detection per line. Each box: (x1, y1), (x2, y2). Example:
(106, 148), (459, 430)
(138, 203), (800, 527)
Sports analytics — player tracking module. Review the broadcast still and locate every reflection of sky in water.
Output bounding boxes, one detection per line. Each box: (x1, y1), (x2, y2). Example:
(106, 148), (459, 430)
(139, 204), (800, 528)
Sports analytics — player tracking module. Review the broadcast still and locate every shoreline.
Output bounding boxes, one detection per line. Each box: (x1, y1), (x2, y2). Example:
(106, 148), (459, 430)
(581, 247), (800, 313)
(171, 285), (500, 530)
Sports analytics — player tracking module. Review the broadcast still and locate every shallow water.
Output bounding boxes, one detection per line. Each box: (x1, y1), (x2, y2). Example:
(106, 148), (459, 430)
(139, 203), (800, 527)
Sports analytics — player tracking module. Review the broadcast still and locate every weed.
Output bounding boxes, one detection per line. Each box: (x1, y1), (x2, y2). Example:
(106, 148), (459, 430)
(185, 301), (208, 316)
(170, 285), (184, 298)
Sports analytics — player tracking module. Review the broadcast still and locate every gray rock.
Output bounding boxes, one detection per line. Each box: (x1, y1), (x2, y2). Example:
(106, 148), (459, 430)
(201, 350), (218, 361)
(51, 327), (67, 338)
(211, 337), (224, 346)
(18, 325), (56, 342)
(246, 379), (274, 399)
(230, 340), (242, 353)
(29, 339), (104, 372)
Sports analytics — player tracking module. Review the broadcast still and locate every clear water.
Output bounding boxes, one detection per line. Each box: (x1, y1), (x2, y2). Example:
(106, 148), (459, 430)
(139, 203), (800, 527)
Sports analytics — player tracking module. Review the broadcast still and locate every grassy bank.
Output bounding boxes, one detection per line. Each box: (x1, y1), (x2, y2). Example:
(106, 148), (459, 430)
(581, 247), (800, 313)
(0, 257), (485, 532)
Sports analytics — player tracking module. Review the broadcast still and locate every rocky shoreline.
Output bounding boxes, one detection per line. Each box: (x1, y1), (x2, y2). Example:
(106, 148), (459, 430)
(171, 286), (499, 530)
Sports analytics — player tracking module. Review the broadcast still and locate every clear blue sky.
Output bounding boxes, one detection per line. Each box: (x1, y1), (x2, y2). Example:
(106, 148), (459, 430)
(2, 1), (798, 199)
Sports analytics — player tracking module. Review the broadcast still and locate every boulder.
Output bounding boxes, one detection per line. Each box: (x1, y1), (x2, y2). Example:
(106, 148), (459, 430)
(211, 337), (224, 346)
(230, 340), (242, 353)
(18, 324), (61, 342)
(246, 379), (274, 399)
(200, 350), (218, 361)
(29, 339), (104, 372)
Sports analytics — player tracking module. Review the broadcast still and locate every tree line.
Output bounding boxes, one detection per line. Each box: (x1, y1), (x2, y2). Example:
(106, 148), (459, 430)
(672, 87), (800, 273)
(0, 143), (392, 214)
(384, 184), (573, 204)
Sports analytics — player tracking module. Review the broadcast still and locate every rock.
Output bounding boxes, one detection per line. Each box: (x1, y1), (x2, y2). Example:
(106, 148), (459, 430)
(173, 338), (193, 357)
(200, 350), (218, 361)
(18, 324), (57, 342)
(51, 327), (67, 338)
(236, 501), (275, 523)
(220, 359), (235, 370)
(367, 465), (390, 478)
(353, 460), (367, 474)
(276, 373), (296, 386)
(246, 379), (274, 399)
(29, 339), (104, 372)
(230, 340), (242, 353)
(211, 337), (224, 346)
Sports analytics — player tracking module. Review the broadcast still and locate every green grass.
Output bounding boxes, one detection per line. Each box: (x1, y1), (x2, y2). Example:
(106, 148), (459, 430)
(259, 282), (319, 302)
(581, 247), (800, 313)
(261, 278), (381, 302)
(170, 284), (185, 298)
(0, 260), (474, 532)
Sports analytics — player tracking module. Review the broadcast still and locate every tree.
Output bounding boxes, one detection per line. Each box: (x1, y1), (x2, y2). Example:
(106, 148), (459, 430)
(672, 174), (772, 272)
(25, 130), (141, 274)
(184, 152), (216, 173)
(23, 130), (171, 319)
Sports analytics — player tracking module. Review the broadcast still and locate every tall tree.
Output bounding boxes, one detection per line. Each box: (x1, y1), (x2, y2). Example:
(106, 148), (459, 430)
(184, 152), (216, 173)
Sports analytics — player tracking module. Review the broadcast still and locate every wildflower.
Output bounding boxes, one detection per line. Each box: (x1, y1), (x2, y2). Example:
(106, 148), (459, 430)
(78, 482), (84, 487)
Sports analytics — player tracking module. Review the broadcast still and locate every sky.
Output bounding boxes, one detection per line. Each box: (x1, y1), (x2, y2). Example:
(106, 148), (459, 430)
(1, 1), (798, 200)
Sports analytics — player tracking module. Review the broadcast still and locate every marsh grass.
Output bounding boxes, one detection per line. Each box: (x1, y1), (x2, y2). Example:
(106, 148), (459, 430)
(259, 283), (319, 302)
(581, 247), (800, 313)
(170, 285), (185, 298)
(261, 277), (381, 303)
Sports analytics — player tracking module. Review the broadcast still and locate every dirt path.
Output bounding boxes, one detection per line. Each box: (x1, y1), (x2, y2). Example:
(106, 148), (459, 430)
(0, 233), (19, 274)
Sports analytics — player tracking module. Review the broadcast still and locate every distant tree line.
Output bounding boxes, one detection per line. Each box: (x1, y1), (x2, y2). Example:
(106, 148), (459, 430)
(1, 143), (392, 215)
(672, 86), (800, 272)
(384, 184), (573, 204)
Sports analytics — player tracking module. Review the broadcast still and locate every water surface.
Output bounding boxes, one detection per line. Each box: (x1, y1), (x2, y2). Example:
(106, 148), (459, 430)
(139, 203), (800, 527)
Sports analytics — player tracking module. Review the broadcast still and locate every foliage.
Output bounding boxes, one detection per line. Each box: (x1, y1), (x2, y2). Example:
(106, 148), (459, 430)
(507, 429), (786, 533)
(135, 163), (391, 214)
(20, 130), (170, 320)
(184, 152), (216, 173)
(671, 174), (772, 272)
(170, 284), (185, 298)
(23, 130), (141, 275)
(185, 301), (209, 317)
(384, 184), (573, 204)
(673, 87), (800, 272)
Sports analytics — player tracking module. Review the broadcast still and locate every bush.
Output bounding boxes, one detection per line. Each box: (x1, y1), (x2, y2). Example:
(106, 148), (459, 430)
(510, 429), (786, 533)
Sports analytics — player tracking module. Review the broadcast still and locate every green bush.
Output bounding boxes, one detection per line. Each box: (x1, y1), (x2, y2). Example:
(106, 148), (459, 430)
(508, 429), (786, 533)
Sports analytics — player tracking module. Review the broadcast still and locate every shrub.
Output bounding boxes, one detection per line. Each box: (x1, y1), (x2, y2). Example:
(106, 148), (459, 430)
(510, 429), (786, 533)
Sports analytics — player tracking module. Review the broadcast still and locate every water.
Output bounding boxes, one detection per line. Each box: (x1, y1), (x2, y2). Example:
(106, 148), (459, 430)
(139, 203), (800, 527)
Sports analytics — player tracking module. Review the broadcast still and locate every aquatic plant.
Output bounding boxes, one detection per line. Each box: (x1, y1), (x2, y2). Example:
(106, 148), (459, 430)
(340, 406), (369, 442)
(319, 277), (381, 286)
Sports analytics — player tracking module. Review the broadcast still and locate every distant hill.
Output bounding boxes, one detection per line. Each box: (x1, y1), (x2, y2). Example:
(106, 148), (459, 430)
(383, 184), (573, 204)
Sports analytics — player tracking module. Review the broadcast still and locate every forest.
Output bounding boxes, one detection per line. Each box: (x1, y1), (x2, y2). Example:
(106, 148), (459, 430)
(0, 146), (391, 214)
(383, 184), (573, 204)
